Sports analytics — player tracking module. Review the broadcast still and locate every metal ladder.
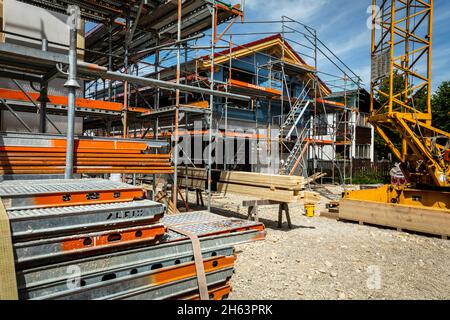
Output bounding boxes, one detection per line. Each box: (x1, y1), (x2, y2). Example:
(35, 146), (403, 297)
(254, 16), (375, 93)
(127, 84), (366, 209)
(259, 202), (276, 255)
(279, 80), (312, 140)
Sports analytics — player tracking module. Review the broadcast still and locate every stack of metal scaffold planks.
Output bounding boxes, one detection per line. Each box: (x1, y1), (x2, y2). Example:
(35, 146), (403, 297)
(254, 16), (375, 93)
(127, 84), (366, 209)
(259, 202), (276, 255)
(178, 167), (320, 203)
(0, 132), (174, 175)
(0, 179), (265, 300)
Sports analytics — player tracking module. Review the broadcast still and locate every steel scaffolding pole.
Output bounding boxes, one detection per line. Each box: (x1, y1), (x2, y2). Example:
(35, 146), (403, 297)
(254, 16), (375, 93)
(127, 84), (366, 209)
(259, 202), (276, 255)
(207, 4), (216, 212)
(64, 6), (80, 179)
(39, 38), (48, 133)
(173, 0), (182, 210)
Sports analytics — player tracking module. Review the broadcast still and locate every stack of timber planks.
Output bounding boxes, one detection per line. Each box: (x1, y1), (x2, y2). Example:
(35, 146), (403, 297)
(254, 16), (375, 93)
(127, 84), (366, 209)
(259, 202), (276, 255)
(178, 167), (320, 203)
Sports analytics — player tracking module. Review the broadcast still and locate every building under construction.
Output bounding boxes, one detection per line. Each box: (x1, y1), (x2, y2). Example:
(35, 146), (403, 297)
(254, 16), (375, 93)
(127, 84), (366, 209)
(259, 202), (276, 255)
(0, 0), (385, 301)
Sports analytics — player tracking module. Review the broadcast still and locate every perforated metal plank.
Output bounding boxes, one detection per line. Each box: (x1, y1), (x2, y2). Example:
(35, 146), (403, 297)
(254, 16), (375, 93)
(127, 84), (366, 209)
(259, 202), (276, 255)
(8, 200), (165, 240)
(112, 268), (234, 301)
(20, 247), (234, 299)
(14, 223), (166, 267)
(33, 256), (235, 300)
(0, 132), (169, 148)
(17, 230), (263, 289)
(162, 211), (228, 225)
(162, 211), (265, 240)
(0, 179), (139, 196)
(0, 179), (145, 210)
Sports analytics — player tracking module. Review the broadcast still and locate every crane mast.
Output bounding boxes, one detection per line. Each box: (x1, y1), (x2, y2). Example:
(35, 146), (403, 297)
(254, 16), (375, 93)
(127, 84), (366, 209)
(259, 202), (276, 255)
(341, 0), (449, 225)
(369, 0), (449, 188)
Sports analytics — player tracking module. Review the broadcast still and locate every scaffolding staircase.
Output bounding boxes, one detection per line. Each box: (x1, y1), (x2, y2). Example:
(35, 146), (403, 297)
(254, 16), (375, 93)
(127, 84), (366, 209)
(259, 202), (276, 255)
(282, 122), (310, 175)
(278, 80), (313, 176)
(279, 84), (312, 140)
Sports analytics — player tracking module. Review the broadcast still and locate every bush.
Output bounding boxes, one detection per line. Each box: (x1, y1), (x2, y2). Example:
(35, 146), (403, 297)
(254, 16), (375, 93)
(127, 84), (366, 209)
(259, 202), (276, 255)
(352, 171), (389, 185)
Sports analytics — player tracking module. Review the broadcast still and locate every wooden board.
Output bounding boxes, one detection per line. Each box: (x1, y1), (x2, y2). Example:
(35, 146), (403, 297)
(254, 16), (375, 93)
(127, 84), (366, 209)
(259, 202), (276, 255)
(178, 177), (207, 190)
(217, 182), (300, 203)
(178, 168), (306, 190)
(217, 183), (319, 204)
(339, 199), (450, 237)
(178, 169), (320, 203)
(0, 198), (18, 300)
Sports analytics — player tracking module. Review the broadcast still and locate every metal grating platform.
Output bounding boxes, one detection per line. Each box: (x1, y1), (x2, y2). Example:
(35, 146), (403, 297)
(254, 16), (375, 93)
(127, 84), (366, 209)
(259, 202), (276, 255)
(0, 179), (140, 196)
(8, 200), (165, 240)
(162, 211), (265, 240)
(20, 247), (234, 299)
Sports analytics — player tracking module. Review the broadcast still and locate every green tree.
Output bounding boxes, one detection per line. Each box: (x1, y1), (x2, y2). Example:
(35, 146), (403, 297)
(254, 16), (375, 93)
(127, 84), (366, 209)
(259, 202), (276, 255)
(372, 74), (449, 160)
(373, 72), (404, 160)
(431, 81), (450, 133)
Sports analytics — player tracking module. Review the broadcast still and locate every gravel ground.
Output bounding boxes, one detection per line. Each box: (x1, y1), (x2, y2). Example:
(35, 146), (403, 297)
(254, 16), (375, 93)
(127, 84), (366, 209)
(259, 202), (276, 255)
(191, 186), (450, 300)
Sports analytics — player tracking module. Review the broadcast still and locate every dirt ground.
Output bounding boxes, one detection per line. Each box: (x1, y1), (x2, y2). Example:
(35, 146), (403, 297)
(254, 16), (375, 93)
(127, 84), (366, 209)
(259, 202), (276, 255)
(189, 185), (450, 300)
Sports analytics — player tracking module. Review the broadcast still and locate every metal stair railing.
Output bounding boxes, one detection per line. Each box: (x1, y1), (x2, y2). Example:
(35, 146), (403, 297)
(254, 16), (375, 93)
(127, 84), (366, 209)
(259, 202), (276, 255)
(279, 79), (312, 138)
(283, 120), (311, 174)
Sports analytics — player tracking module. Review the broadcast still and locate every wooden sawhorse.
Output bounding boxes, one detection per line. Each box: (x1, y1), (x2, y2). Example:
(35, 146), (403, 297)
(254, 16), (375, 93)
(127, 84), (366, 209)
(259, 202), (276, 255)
(195, 189), (205, 207)
(242, 200), (292, 229)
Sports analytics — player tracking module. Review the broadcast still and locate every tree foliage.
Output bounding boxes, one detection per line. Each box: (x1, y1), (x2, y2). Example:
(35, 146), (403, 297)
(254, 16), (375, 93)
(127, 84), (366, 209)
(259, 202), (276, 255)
(372, 74), (450, 160)
(431, 81), (450, 133)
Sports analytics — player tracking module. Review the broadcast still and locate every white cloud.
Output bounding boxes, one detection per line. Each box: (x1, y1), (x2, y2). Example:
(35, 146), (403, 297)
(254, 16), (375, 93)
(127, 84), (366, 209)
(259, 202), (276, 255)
(244, 0), (329, 22)
(327, 31), (370, 59)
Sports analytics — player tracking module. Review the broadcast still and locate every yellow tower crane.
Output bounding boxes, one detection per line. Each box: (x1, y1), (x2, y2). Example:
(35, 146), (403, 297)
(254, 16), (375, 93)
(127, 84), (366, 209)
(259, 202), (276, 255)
(340, 0), (450, 237)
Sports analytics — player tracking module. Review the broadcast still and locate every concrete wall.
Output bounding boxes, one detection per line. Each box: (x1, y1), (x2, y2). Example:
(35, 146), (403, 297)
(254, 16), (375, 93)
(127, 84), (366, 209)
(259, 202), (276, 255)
(0, 0), (85, 134)
(1, 0), (85, 97)
(1, 110), (83, 134)
(2, 0), (84, 55)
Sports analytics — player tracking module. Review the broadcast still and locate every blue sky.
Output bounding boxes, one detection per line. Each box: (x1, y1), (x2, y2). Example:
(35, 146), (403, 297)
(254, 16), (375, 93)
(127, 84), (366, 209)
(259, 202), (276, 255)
(86, 1), (449, 92)
(220, 0), (450, 91)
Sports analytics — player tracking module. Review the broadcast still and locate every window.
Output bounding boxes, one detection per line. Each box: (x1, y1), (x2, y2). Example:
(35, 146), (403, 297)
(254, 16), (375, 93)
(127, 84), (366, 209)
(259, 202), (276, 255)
(355, 145), (371, 159)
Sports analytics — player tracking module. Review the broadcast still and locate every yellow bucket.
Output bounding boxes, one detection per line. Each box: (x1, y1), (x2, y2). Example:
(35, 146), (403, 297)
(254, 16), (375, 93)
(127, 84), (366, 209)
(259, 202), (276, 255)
(304, 203), (315, 217)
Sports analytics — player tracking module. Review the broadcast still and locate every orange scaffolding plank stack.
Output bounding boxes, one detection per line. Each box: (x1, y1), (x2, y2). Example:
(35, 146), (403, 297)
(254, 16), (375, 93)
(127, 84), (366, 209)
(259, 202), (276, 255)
(0, 133), (174, 175)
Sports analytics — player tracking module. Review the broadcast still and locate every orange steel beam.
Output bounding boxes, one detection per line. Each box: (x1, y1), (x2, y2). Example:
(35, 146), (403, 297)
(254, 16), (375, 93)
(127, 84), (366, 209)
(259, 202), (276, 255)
(304, 138), (334, 145)
(0, 152), (170, 158)
(1, 137), (152, 150)
(0, 88), (123, 112)
(149, 255), (236, 286)
(0, 161), (171, 166)
(0, 167), (174, 174)
(0, 147), (146, 153)
(62, 224), (166, 253)
(315, 98), (346, 108)
(0, 188), (145, 209)
(185, 100), (209, 109)
(229, 79), (281, 96)
(0, 157), (170, 162)
(176, 284), (232, 300)
(127, 107), (150, 113)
